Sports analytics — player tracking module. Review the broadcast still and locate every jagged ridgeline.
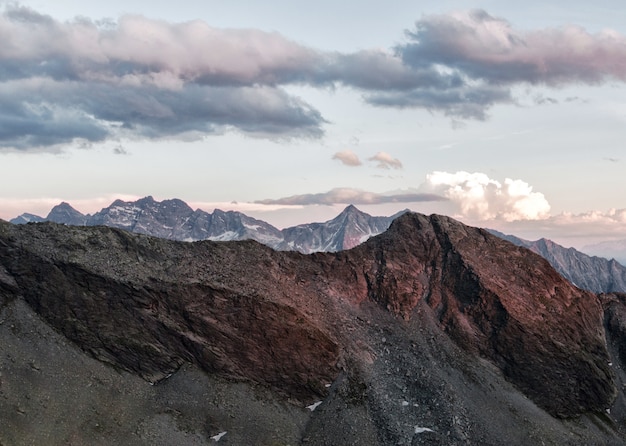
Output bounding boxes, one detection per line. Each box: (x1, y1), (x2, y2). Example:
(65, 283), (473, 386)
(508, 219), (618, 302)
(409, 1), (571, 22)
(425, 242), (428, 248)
(10, 196), (402, 253)
(2, 213), (626, 445)
(12, 196), (626, 294)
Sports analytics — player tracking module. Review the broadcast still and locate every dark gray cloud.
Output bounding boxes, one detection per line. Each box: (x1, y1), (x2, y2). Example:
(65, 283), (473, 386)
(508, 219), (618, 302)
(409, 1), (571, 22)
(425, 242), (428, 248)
(255, 187), (446, 206)
(367, 85), (512, 120)
(113, 144), (128, 155)
(2, 5), (626, 151)
(0, 79), (324, 150)
(0, 6), (326, 150)
(533, 95), (558, 105)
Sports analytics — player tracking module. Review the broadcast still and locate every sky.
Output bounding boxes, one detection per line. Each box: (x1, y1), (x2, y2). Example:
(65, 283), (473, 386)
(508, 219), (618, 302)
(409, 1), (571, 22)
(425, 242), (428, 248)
(1, 0), (625, 250)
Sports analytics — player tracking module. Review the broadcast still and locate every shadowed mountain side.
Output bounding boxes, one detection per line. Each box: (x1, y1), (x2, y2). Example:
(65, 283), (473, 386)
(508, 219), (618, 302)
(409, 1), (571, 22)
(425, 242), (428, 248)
(1, 214), (625, 444)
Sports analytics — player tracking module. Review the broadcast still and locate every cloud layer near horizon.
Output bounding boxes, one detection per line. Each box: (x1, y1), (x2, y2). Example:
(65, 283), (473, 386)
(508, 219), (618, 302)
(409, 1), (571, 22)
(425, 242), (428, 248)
(2, 6), (626, 150)
(255, 187), (445, 206)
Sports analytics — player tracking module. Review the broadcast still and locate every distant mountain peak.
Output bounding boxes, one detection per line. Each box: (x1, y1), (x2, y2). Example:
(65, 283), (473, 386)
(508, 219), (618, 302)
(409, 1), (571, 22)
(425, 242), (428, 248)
(46, 202), (87, 226)
(341, 204), (359, 213)
(491, 229), (626, 293)
(9, 213), (45, 224)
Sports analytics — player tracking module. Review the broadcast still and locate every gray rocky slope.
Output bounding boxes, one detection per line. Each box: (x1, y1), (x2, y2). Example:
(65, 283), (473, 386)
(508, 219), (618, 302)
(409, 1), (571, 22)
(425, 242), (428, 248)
(2, 214), (626, 445)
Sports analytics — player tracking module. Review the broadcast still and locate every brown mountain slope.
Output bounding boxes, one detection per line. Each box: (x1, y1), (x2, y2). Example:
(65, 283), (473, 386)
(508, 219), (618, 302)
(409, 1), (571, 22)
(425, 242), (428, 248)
(0, 213), (624, 445)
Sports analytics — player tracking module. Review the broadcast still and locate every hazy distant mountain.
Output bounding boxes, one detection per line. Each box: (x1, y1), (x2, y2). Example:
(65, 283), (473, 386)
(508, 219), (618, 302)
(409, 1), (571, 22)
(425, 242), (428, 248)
(279, 204), (405, 253)
(583, 239), (626, 266)
(46, 202), (89, 226)
(490, 230), (626, 293)
(10, 197), (400, 254)
(9, 213), (46, 224)
(89, 196), (284, 246)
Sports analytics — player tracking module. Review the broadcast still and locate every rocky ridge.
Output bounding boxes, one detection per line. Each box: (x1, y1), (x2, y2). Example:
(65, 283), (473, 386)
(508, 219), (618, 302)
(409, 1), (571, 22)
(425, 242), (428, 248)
(1, 213), (626, 445)
(12, 197), (626, 295)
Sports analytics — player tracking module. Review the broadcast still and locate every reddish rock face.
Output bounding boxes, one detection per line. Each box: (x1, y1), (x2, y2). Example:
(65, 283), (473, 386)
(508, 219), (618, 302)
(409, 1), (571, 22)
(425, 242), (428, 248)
(347, 213), (615, 417)
(0, 213), (617, 419)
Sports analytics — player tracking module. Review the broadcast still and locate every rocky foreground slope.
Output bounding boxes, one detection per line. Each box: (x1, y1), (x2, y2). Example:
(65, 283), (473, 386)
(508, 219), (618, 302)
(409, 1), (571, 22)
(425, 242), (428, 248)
(2, 214), (626, 445)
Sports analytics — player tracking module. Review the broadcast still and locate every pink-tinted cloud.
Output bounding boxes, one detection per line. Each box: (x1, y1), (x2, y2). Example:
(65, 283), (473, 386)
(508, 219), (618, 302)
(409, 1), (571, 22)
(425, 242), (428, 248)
(400, 9), (626, 85)
(255, 187), (445, 206)
(487, 208), (626, 250)
(332, 150), (362, 166)
(368, 152), (403, 169)
(3, 6), (626, 151)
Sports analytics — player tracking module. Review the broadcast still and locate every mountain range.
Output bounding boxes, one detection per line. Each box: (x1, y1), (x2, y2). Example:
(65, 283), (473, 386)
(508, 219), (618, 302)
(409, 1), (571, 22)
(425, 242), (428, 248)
(11, 196), (626, 294)
(489, 230), (626, 294)
(584, 239), (626, 267)
(10, 196), (404, 254)
(2, 211), (626, 444)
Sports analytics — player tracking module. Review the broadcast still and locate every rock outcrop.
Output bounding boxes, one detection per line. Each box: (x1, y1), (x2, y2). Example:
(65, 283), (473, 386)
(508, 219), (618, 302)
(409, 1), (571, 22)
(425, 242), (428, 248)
(1, 213), (625, 445)
(358, 214), (613, 417)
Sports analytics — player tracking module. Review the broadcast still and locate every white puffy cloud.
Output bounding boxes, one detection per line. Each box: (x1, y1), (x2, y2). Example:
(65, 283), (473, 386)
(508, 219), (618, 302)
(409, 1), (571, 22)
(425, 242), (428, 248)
(423, 171), (551, 221)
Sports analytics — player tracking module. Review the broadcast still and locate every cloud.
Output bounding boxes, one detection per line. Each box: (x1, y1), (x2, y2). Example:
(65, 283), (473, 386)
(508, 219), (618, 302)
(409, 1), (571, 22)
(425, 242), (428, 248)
(533, 94), (558, 105)
(0, 77), (325, 150)
(368, 152), (403, 169)
(255, 187), (445, 206)
(332, 150), (362, 166)
(113, 144), (128, 155)
(488, 208), (626, 249)
(0, 6), (327, 150)
(367, 84), (512, 120)
(382, 9), (626, 118)
(422, 171), (551, 221)
(3, 6), (626, 151)
(399, 9), (626, 85)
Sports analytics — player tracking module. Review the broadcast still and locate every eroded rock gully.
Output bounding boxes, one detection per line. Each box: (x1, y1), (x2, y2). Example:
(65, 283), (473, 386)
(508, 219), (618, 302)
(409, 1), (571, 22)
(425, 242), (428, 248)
(1, 213), (624, 445)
